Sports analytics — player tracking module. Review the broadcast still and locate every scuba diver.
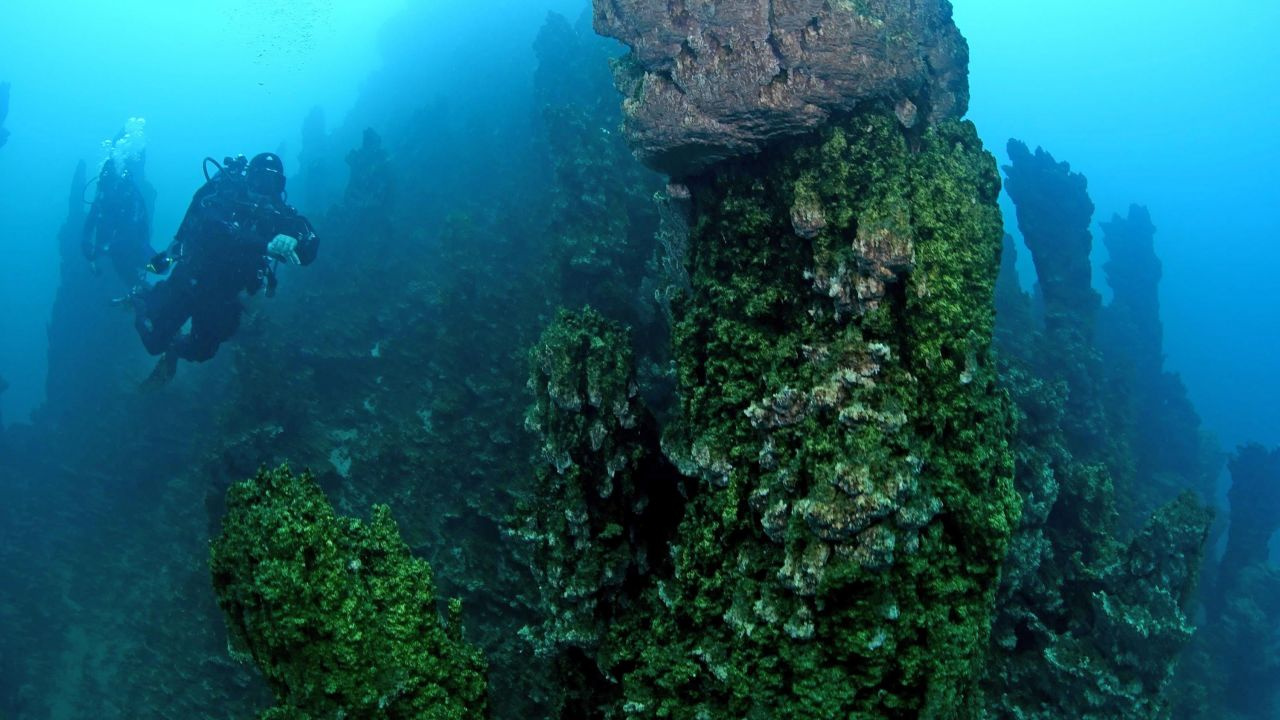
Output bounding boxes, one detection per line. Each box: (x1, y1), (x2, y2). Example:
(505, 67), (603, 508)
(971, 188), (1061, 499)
(85, 119), (155, 287)
(83, 155), (155, 287)
(134, 152), (319, 383)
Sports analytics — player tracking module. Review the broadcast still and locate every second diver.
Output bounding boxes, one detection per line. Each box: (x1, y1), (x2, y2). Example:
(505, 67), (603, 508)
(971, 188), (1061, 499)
(84, 135), (155, 287)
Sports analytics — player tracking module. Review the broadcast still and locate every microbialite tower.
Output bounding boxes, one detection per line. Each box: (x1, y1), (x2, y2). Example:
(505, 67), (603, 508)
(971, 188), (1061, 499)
(521, 1), (1021, 716)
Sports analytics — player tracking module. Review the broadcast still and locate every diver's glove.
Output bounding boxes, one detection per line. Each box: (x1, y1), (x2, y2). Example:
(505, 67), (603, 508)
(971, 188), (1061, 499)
(268, 234), (302, 265)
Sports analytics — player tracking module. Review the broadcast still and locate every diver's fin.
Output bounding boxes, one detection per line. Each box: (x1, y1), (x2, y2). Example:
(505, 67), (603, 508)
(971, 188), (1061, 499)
(142, 352), (178, 388)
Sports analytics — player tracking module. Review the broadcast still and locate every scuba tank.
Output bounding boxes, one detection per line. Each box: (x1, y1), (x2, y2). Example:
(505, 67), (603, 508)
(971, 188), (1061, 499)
(147, 155), (249, 275)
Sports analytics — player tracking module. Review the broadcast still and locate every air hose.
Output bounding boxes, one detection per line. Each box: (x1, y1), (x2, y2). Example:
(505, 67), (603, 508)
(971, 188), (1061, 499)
(202, 156), (224, 182)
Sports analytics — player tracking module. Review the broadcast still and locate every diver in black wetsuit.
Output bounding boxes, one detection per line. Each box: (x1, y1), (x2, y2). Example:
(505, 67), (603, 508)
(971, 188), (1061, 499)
(135, 152), (319, 382)
(83, 156), (155, 287)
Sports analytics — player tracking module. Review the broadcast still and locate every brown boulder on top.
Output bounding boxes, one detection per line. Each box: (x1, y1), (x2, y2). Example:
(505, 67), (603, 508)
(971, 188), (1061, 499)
(594, 0), (971, 176)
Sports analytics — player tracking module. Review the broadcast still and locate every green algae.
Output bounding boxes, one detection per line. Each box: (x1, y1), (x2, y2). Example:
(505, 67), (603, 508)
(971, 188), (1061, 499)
(211, 466), (488, 719)
(517, 307), (684, 716)
(651, 112), (1017, 718)
(522, 109), (1019, 718)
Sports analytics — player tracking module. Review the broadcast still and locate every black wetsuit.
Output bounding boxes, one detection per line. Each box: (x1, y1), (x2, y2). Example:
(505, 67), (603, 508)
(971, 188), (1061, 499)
(136, 172), (318, 362)
(83, 166), (154, 286)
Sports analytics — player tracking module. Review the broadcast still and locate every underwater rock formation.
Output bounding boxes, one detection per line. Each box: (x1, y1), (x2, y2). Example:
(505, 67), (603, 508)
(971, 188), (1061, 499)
(1, 4), (1233, 718)
(345, 128), (392, 212)
(208, 80), (564, 717)
(645, 114), (1016, 718)
(518, 308), (683, 714)
(993, 234), (1035, 362)
(4, 11), (638, 719)
(1101, 205), (1163, 379)
(1, 141), (250, 714)
(45, 160), (91, 413)
(1176, 444), (1280, 720)
(529, 117), (1019, 718)
(343, 127), (394, 238)
(595, 0), (970, 175)
(1, 250), (258, 718)
(1003, 141), (1098, 331)
(534, 10), (621, 114)
(1214, 564), (1280, 717)
(523, 3), (1020, 713)
(1216, 445), (1280, 611)
(990, 488), (1211, 718)
(1099, 205), (1214, 518)
(211, 466), (488, 719)
(988, 144), (1213, 718)
(1002, 140), (1117, 471)
(213, 219), (544, 716)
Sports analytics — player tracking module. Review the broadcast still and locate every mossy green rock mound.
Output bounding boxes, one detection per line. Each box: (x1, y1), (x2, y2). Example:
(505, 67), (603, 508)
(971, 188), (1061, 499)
(211, 466), (488, 719)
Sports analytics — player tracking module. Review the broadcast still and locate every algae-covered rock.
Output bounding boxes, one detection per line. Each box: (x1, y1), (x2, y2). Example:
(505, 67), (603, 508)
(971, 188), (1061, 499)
(211, 466), (488, 719)
(595, 0), (970, 175)
(524, 109), (1017, 718)
(570, 4), (1018, 711)
(520, 308), (653, 651)
(646, 112), (1016, 718)
(517, 308), (683, 712)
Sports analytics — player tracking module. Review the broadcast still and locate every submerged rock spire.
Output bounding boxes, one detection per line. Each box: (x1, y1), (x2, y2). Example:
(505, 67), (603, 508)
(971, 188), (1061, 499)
(1099, 204), (1211, 518)
(521, 0), (1019, 714)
